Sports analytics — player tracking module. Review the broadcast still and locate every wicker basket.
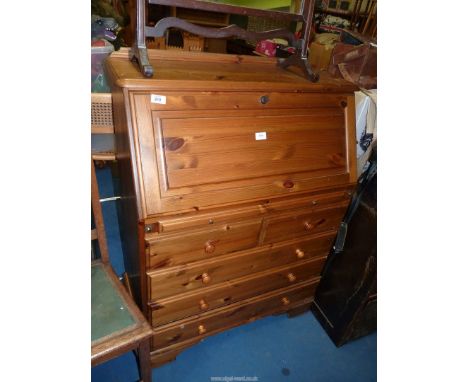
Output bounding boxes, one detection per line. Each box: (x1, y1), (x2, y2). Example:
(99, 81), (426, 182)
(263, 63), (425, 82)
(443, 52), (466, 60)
(91, 93), (114, 134)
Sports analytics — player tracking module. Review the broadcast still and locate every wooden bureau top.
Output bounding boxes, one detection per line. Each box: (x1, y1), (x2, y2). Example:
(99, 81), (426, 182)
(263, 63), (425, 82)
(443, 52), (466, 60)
(105, 48), (357, 93)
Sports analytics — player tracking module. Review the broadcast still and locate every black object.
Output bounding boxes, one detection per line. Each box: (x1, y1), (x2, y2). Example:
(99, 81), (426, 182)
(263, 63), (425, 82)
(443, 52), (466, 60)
(312, 150), (377, 346)
(226, 39), (256, 55)
(259, 95), (269, 104)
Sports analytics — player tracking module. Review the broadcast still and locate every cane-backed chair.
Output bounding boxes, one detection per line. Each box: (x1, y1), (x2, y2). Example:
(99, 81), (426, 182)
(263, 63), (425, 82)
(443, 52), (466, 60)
(91, 158), (153, 381)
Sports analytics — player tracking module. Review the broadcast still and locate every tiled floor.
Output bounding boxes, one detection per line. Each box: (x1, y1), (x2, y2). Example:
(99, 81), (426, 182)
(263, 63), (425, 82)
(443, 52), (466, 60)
(92, 165), (377, 382)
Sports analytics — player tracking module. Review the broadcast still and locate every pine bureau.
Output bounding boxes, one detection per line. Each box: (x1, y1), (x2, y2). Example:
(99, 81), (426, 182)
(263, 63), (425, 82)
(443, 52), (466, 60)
(105, 48), (358, 367)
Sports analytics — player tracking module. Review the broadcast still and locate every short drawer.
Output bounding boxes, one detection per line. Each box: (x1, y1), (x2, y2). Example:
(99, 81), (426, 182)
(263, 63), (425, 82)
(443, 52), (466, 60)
(147, 230), (335, 300)
(149, 258), (325, 326)
(146, 218), (262, 269)
(152, 279), (318, 349)
(151, 204), (262, 234)
(262, 204), (347, 244)
(262, 188), (353, 214)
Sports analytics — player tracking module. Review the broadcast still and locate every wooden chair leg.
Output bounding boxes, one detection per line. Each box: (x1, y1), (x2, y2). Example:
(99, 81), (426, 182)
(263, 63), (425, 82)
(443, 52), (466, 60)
(137, 339), (152, 382)
(133, 0), (153, 77)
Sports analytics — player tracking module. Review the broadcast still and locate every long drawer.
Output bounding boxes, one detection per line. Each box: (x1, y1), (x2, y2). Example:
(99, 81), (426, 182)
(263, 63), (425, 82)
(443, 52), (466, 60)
(152, 279), (318, 349)
(149, 258), (325, 326)
(147, 91), (347, 112)
(147, 230), (335, 300)
(146, 218), (262, 269)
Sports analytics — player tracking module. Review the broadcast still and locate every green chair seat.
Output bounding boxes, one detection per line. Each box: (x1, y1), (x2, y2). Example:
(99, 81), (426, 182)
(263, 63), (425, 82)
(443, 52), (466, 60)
(91, 263), (136, 343)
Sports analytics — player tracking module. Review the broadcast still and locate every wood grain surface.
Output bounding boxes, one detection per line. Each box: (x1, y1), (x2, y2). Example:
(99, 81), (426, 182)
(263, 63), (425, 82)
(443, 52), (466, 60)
(149, 259), (323, 326)
(146, 218), (262, 268)
(262, 203), (348, 244)
(148, 186), (353, 230)
(129, 93), (356, 217)
(106, 49), (358, 362)
(147, 231), (335, 300)
(106, 48), (358, 92)
(152, 279), (318, 349)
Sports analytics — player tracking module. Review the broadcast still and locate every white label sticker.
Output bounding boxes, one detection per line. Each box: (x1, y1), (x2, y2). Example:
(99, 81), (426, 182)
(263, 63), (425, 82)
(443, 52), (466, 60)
(151, 94), (167, 104)
(255, 132), (267, 140)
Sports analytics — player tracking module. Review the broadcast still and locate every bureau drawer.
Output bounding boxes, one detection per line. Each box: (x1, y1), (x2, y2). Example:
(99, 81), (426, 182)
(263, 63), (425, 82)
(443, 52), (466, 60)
(152, 279), (318, 349)
(262, 204), (347, 244)
(147, 187), (353, 234)
(146, 218), (262, 269)
(152, 204), (262, 234)
(147, 91), (345, 112)
(147, 231), (335, 300)
(263, 188), (353, 214)
(149, 258), (324, 326)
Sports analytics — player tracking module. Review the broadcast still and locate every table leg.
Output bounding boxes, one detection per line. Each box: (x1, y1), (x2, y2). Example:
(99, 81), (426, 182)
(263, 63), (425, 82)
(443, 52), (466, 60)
(138, 339), (152, 382)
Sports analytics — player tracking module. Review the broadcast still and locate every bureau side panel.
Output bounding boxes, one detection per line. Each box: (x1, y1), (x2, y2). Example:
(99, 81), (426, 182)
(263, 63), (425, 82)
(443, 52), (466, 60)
(112, 85), (146, 309)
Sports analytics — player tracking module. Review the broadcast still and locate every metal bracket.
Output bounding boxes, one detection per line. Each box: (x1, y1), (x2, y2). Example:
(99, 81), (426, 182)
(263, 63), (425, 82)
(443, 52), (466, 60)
(333, 222), (348, 253)
(277, 50), (320, 82)
(99, 196), (121, 203)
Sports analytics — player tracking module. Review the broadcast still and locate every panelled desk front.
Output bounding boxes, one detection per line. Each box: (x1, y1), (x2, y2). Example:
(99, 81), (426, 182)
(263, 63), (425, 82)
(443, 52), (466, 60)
(106, 48), (357, 367)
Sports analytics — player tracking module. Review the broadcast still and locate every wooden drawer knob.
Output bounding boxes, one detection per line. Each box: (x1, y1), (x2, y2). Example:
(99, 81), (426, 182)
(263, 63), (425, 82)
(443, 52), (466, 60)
(204, 241), (216, 254)
(283, 180), (294, 189)
(199, 299), (209, 310)
(281, 297), (290, 306)
(296, 249), (305, 259)
(201, 272), (211, 284)
(198, 324), (207, 335)
(304, 221), (313, 231)
(287, 273), (296, 282)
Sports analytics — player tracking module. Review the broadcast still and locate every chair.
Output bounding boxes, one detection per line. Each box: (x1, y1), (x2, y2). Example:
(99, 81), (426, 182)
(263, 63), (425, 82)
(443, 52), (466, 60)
(91, 158), (153, 381)
(132, 0), (320, 81)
